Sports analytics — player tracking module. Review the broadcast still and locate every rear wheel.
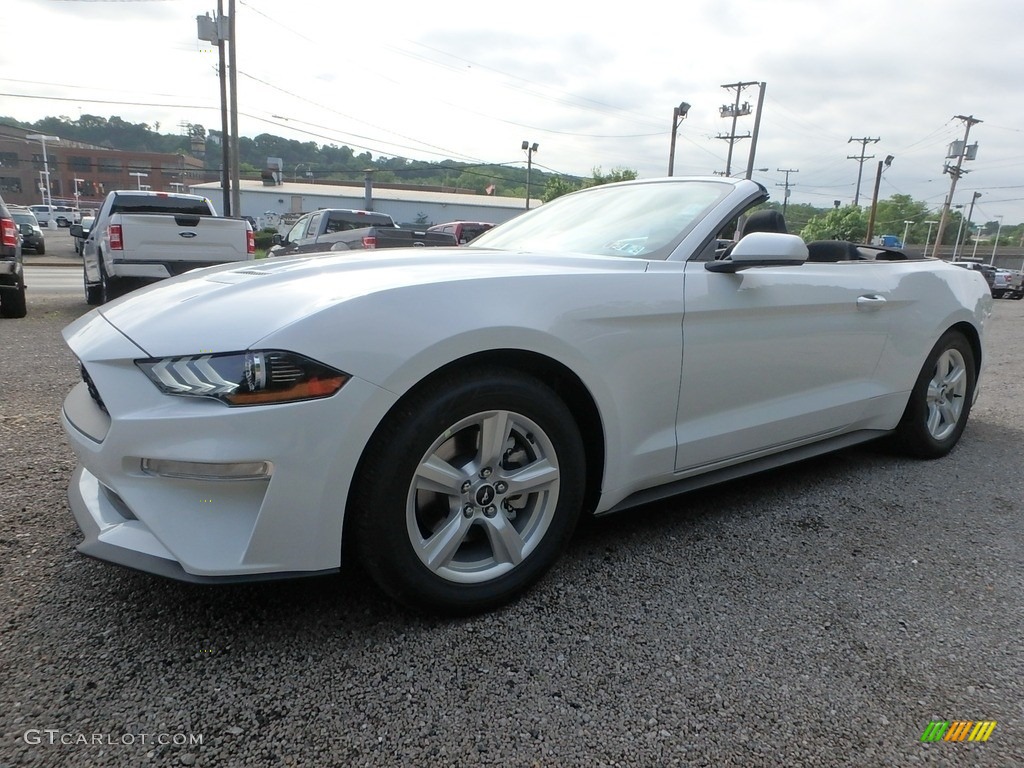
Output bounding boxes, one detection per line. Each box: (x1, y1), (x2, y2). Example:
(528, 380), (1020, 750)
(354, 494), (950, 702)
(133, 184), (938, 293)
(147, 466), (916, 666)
(351, 369), (585, 614)
(891, 330), (975, 458)
(0, 278), (27, 318)
(36, 242), (45, 255)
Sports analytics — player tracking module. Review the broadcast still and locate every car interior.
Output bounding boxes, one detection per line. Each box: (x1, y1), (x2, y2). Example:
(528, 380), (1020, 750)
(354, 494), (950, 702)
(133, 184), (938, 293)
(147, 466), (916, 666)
(714, 208), (911, 263)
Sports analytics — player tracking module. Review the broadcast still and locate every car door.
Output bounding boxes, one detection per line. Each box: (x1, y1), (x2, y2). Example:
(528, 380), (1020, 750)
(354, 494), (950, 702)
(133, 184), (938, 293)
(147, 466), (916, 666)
(277, 214), (312, 256)
(675, 260), (894, 472)
(294, 212), (324, 254)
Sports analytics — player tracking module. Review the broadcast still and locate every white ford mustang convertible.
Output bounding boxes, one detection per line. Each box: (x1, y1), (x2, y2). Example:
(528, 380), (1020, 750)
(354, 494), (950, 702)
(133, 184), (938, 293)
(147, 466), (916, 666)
(61, 177), (993, 613)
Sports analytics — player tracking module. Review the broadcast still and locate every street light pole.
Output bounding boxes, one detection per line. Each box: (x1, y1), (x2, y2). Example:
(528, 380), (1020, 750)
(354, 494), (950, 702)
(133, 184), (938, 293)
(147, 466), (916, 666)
(26, 133), (60, 207)
(963, 192), (981, 256)
(923, 220), (939, 258)
(667, 101), (690, 176)
(521, 141), (539, 209)
(990, 215), (1003, 265)
(73, 178), (84, 210)
(901, 220), (914, 248)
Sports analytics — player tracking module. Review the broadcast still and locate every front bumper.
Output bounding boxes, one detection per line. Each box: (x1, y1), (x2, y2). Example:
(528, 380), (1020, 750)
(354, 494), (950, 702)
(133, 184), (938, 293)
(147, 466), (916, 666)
(61, 312), (397, 581)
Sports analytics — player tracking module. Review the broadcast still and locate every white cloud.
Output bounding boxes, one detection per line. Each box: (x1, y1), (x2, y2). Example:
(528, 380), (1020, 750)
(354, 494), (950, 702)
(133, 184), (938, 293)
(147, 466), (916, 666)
(4, 0), (1022, 223)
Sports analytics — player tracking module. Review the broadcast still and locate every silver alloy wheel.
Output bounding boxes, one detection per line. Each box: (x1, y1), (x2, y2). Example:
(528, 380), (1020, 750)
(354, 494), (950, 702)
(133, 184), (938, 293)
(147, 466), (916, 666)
(925, 348), (967, 441)
(406, 409), (561, 584)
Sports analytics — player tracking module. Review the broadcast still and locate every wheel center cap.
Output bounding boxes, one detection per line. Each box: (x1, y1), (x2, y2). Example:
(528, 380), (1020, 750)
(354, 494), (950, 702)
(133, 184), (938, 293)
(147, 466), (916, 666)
(475, 485), (496, 506)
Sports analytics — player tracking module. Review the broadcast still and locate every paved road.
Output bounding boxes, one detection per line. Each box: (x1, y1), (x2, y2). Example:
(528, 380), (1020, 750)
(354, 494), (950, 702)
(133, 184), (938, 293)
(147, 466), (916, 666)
(25, 266), (83, 295)
(1, 294), (1022, 767)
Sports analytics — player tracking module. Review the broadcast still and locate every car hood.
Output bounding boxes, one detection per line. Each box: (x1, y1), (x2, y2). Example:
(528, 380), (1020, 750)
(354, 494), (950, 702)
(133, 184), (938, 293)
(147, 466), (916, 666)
(96, 248), (648, 356)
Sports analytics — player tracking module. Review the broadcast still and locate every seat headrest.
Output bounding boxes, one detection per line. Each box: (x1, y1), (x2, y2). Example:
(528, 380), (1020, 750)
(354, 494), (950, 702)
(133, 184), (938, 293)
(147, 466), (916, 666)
(740, 210), (788, 237)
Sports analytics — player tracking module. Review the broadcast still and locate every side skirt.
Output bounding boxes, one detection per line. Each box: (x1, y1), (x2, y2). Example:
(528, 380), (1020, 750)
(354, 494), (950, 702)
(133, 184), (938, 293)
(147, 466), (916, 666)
(599, 429), (890, 516)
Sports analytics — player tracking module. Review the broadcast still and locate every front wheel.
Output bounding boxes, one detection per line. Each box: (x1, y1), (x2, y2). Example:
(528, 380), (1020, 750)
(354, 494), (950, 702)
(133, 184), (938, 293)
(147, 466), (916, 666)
(351, 369), (585, 614)
(891, 330), (976, 459)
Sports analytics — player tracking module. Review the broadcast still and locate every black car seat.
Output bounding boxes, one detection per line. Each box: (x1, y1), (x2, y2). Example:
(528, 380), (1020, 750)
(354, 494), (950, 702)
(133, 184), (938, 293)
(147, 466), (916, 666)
(718, 210), (788, 259)
(739, 209), (788, 236)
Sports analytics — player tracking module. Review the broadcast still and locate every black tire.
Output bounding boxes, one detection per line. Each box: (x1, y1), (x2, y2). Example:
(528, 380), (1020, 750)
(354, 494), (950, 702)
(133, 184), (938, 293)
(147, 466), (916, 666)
(351, 368), (585, 614)
(98, 260), (120, 304)
(84, 267), (102, 305)
(0, 278), (27, 318)
(1012, 293), (1023, 301)
(891, 330), (975, 459)
(36, 242), (45, 255)
(992, 290), (1004, 299)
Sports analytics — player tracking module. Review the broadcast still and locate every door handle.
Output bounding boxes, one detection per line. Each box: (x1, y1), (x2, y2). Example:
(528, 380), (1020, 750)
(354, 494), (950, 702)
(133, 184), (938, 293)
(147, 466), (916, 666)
(856, 294), (886, 311)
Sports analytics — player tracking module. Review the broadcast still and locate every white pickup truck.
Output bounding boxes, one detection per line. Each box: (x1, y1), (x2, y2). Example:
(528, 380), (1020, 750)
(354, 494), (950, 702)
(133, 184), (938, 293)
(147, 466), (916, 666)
(74, 190), (254, 305)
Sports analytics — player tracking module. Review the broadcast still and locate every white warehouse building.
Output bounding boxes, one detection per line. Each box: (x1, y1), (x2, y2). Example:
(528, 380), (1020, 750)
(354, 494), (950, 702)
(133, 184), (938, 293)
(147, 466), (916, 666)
(188, 179), (540, 231)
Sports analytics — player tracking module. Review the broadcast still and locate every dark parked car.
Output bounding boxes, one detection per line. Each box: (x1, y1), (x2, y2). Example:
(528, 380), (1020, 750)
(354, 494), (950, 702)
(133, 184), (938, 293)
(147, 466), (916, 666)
(427, 220), (495, 245)
(9, 207), (45, 254)
(73, 215), (95, 255)
(0, 194), (27, 318)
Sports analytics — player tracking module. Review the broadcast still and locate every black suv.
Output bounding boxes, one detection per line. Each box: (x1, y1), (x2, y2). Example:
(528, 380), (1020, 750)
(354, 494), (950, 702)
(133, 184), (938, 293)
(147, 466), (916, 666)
(0, 194), (27, 318)
(9, 206), (45, 254)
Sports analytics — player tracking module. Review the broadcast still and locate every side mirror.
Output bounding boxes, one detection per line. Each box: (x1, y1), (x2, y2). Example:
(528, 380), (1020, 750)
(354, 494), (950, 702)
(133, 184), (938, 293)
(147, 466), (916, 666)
(69, 224), (84, 238)
(705, 232), (808, 273)
(19, 223), (33, 235)
(272, 233), (284, 245)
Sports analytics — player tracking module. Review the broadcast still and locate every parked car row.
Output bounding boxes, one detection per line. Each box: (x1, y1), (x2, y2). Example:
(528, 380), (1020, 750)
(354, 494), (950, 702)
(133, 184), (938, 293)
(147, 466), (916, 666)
(0, 194), (27, 317)
(29, 203), (82, 228)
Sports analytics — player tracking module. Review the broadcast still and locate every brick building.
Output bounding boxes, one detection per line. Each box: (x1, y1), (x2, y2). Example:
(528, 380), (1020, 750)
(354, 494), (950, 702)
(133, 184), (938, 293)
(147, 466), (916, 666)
(0, 124), (208, 210)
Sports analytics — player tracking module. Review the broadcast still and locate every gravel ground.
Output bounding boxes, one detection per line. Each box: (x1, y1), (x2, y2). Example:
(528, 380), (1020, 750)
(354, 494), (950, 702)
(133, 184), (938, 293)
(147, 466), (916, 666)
(1, 292), (1022, 768)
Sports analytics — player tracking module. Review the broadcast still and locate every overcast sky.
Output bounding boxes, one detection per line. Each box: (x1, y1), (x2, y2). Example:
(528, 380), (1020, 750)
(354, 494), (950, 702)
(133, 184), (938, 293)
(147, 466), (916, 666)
(5, 0), (1023, 226)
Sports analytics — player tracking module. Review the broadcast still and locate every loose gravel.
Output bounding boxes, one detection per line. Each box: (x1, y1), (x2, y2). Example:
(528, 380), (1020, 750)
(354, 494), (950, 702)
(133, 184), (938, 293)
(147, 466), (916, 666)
(1, 292), (1022, 767)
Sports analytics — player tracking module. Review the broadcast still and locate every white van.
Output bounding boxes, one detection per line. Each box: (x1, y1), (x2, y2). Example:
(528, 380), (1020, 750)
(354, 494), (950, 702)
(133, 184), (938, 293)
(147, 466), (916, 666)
(29, 204), (80, 227)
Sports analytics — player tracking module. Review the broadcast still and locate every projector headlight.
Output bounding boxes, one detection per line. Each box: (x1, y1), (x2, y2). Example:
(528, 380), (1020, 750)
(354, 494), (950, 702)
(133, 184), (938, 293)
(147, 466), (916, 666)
(135, 350), (349, 406)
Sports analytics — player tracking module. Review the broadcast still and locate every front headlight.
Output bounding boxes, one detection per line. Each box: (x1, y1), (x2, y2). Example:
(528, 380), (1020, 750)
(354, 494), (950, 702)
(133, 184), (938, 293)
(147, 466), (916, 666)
(135, 350), (349, 406)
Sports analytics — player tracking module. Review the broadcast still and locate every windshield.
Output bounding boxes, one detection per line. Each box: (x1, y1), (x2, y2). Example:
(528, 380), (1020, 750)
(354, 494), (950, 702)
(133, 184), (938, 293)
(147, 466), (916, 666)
(110, 194), (212, 216)
(470, 180), (731, 259)
(12, 212), (37, 226)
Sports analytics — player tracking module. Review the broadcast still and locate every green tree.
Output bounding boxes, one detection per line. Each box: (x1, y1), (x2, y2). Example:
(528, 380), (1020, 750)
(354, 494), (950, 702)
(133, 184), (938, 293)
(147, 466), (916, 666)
(541, 166), (638, 202)
(871, 194), (931, 244)
(800, 205), (868, 242)
(541, 176), (581, 202)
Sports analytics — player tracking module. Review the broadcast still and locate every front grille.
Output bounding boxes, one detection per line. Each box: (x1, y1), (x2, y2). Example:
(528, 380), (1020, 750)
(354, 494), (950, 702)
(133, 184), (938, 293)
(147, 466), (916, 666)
(81, 364), (107, 413)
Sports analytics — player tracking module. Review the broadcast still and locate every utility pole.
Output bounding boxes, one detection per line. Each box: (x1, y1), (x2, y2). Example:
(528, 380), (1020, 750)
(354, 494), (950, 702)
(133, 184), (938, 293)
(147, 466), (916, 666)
(865, 156), (892, 242)
(776, 167), (799, 216)
(848, 137), (880, 206)
(744, 82), (767, 180)
(228, 0), (241, 218)
(716, 81), (757, 177)
(932, 115), (982, 259)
